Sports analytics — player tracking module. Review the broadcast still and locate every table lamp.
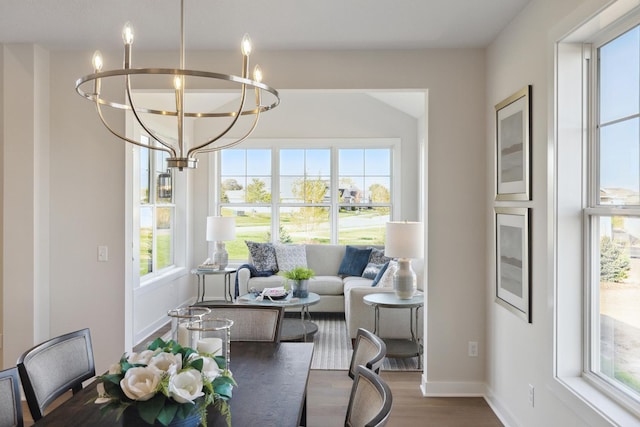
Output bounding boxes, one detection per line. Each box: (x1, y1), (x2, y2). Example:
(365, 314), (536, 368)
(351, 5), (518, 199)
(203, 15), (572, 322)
(384, 221), (424, 299)
(206, 216), (236, 270)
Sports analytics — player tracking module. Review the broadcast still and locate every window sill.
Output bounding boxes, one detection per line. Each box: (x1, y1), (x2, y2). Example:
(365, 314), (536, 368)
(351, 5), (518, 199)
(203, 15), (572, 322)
(137, 266), (187, 293)
(556, 376), (640, 426)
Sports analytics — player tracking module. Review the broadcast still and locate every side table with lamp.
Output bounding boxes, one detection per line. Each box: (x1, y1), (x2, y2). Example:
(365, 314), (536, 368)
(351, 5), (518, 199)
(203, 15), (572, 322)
(192, 216), (237, 302)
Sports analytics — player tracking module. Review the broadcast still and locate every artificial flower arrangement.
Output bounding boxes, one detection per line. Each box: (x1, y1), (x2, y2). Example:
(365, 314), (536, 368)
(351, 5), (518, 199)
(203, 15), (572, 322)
(94, 337), (236, 427)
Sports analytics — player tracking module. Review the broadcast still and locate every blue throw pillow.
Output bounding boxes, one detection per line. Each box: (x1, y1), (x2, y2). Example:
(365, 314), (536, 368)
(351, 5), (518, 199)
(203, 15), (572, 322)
(371, 261), (390, 286)
(338, 246), (373, 277)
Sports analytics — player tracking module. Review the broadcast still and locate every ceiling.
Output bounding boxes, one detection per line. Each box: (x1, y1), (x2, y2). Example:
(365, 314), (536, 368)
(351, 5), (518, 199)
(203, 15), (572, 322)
(0, 0), (531, 51)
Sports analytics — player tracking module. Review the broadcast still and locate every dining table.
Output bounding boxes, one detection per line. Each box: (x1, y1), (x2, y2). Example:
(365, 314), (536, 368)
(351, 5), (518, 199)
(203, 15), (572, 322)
(33, 341), (314, 427)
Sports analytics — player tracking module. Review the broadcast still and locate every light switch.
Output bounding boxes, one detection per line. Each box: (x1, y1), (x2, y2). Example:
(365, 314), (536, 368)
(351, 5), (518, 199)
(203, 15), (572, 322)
(98, 245), (109, 262)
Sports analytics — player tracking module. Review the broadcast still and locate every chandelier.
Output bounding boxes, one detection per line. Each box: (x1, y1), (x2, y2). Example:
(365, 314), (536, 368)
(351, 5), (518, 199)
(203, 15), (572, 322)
(75, 0), (280, 170)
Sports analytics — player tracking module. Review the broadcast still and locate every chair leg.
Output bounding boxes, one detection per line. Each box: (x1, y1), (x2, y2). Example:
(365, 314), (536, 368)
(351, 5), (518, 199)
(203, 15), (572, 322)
(300, 395), (307, 426)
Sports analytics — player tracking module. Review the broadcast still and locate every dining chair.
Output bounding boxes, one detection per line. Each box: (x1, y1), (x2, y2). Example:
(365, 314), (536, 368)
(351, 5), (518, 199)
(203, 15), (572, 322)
(349, 328), (387, 379)
(345, 365), (393, 427)
(0, 367), (23, 427)
(200, 303), (285, 342)
(17, 328), (95, 421)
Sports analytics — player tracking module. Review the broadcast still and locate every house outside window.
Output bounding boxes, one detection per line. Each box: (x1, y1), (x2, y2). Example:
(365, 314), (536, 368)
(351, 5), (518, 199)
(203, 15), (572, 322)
(138, 135), (175, 279)
(217, 140), (396, 259)
(585, 21), (640, 409)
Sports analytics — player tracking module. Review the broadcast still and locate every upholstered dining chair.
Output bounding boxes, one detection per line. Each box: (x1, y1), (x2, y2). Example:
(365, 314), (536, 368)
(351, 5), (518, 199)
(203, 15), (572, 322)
(199, 303), (285, 342)
(349, 328), (387, 379)
(345, 365), (393, 427)
(0, 367), (23, 427)
(17, 328), (95, 421)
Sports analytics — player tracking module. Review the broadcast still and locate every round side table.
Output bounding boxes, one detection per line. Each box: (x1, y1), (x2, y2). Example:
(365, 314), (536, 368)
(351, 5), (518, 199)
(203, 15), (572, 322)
(363, 292), (424, 368)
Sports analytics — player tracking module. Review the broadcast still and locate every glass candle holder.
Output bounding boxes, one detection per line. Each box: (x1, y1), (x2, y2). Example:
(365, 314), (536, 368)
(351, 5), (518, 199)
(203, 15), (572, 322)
(187, 317), (233, 371)
(167, 306), (211, 347)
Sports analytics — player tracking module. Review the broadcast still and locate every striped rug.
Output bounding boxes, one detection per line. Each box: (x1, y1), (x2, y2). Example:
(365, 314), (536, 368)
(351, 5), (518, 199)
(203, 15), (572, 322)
(309, 313), (420, 371)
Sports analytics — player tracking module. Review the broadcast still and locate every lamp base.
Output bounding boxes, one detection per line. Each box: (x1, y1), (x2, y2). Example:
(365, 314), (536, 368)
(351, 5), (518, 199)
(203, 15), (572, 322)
(393, 258), (416, 300)
(212, 242), (228, 270)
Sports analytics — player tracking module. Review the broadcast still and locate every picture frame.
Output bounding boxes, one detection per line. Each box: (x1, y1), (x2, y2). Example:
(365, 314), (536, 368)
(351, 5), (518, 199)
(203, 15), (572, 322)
(495, 85), (531, 201)
(495, 207), (531, 323)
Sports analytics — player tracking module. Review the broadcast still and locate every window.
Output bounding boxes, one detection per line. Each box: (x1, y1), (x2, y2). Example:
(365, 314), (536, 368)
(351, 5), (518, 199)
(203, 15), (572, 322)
(585, 22), (640, 408)
(217, 140), (395, 259)
(138, 135), (175, 279)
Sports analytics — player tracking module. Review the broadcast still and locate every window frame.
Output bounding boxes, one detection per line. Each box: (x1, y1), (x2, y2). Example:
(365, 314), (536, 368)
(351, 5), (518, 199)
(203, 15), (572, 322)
(211, 138), (400, 255)
(582, 20), (640, 412)
(131, 134), (185, 289)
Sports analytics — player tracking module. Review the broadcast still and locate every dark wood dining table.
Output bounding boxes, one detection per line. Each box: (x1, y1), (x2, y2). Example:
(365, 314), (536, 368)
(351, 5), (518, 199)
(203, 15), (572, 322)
(33, 341), (314, 427)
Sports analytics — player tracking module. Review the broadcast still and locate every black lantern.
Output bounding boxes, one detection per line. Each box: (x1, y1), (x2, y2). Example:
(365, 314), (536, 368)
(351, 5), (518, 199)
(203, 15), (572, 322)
(157, 171), (172, 200)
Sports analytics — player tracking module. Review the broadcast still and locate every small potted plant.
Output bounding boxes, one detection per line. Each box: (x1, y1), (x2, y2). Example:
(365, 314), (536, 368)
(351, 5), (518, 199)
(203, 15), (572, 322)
(281, 267), (315, 298)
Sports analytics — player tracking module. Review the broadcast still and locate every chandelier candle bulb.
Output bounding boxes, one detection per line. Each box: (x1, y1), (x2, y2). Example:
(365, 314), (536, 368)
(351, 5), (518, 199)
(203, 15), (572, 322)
(91, 51), (102, 72)
(241, 33), (252, 56)
(197, 337), (222, 355)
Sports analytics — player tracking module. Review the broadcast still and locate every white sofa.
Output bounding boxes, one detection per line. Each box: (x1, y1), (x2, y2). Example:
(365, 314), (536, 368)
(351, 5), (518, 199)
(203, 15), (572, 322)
(236, 243), (423, 339)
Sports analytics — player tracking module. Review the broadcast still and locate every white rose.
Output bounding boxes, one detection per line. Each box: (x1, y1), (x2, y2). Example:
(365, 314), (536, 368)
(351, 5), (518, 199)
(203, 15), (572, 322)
(127, 349), (155, 365)
(108, 363), (122, 375)
(120, 366), (160, 401)
(168, 369), (204, 404)
(195, 356), (221, 382)
(148, 352), (182, 375)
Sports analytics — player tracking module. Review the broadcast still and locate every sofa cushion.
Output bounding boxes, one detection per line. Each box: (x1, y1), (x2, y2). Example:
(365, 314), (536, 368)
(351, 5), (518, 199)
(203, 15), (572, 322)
(374, 260), (398, 288)
(338, 246), (372, 277)
(368, 247), (392, 265)
(275, 244), (308, 271)
(371, 261), (390, 286)
(361, 262), (385, 280)
(306, 276), (344, 296)
(245, 241), (279, 273)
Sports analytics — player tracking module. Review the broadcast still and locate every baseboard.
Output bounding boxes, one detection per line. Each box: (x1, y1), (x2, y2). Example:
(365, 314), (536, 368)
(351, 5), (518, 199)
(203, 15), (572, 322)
(483, 386), (519, 427)
(420, 374), (486, 396)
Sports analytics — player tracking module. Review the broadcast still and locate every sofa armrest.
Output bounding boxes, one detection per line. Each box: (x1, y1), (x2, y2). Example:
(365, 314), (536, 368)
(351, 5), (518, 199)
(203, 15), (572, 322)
(345, 285), (423, 340)
(236, 267), (252, 296)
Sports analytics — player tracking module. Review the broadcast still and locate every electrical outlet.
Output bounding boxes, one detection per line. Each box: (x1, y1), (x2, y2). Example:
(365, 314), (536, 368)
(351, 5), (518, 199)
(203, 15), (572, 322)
(468, 341), (478, 357)
(528, 384), (535, 407)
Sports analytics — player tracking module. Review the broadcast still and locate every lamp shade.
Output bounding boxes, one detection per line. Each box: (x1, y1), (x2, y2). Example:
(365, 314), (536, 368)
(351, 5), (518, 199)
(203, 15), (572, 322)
(206, 216), (236, 242)
(384, 221), (424, 259)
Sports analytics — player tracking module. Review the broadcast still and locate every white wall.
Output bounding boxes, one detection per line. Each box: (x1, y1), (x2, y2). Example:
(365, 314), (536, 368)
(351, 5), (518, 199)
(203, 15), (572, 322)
(485, 0), (628, 425)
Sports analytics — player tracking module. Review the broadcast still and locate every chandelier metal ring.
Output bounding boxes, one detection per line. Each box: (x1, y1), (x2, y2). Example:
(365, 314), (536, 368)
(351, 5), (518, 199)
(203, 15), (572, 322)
(75, 68), (280, 117)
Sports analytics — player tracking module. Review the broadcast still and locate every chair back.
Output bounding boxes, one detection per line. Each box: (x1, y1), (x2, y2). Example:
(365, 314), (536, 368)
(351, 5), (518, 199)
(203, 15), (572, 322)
(17, 328), (95, 421)
(200, 303), (284, 342)
(0, 367), (23, 427)
(345, 365), (393, 427)
(349, 328), (386, 379)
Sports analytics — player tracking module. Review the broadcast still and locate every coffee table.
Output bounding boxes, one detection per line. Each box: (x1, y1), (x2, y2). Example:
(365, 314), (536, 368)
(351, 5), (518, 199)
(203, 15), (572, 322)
(237, 292), (321, 342)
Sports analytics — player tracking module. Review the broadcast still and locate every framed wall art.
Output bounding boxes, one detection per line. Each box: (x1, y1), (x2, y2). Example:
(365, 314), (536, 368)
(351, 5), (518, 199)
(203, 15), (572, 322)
(495, 207), (531, 323)
(495, 85), (531, 201)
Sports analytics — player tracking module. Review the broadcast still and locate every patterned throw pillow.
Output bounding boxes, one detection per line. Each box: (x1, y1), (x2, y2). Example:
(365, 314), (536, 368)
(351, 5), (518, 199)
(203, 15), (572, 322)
(375, 260), (398, 288)
(368, 247), (392, 265)
(338, 246), (373, 277)
(274, 244), (308, 272)
(245, 241), (278, 273)
(361, 262), (385, 280)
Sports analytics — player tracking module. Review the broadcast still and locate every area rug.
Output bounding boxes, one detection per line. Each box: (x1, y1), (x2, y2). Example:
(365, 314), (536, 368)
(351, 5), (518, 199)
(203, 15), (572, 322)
(309, 313), (420, 371)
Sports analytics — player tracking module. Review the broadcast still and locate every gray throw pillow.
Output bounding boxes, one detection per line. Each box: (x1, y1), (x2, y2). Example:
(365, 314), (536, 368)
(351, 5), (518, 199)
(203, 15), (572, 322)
(361, 262), (385, 280)
(368, 247), (392, 265)
(245, 241), (279, 273)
